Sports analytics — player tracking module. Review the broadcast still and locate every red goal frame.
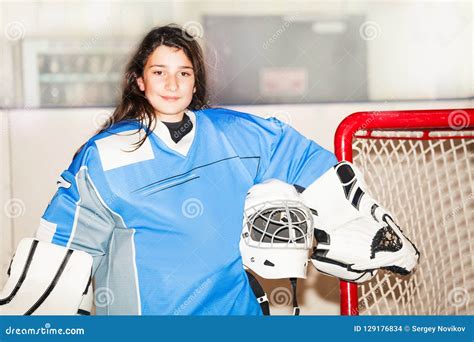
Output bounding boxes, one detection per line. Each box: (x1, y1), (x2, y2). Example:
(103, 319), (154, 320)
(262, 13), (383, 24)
(334, 108), (474, 315)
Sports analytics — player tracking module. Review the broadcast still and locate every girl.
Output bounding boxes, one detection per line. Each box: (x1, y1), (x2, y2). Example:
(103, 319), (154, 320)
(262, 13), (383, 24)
(36, 24), (338, 315)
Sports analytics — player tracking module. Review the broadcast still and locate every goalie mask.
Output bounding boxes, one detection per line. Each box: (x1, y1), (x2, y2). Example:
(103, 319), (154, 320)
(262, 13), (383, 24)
(239, 179), (314, 280)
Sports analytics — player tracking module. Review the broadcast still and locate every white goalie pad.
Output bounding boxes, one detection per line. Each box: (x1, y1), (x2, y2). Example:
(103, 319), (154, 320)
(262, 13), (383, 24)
(301, 162), (420, 283)
(0, 238), (93, 315)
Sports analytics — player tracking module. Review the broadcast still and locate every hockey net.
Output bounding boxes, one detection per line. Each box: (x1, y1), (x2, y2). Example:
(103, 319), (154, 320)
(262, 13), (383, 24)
(334, 109), (473, 315)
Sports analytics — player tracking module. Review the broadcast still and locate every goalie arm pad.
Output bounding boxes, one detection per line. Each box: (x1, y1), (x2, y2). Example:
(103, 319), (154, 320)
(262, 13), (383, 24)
(301, 162), (420, 282)
(0, 238), (93, 315)
(36, 142), (117, 276)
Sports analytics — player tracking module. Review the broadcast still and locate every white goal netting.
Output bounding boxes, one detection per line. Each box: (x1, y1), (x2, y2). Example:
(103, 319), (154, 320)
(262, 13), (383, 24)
(351, 128), (473, 315)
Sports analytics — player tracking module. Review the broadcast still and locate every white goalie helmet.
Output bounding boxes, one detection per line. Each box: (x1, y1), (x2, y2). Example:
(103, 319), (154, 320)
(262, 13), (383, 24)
(239, 179), (314, 279)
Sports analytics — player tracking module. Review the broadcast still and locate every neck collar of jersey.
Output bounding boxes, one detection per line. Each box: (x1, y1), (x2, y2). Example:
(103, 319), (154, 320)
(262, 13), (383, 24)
(150, 109), (196, 157)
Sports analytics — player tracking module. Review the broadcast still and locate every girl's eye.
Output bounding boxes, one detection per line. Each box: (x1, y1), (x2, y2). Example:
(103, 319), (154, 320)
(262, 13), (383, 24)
(181, 72), (191, 77)
(153, 71), (163, 75)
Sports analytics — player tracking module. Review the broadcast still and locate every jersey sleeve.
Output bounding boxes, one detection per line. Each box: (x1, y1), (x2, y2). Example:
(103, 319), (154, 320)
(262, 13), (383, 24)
(255, 117), (338, 188)
(35, 142), (116, 275)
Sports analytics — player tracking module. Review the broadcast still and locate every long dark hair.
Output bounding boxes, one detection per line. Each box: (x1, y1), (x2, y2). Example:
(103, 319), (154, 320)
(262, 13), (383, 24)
(98, 24), (208, 150)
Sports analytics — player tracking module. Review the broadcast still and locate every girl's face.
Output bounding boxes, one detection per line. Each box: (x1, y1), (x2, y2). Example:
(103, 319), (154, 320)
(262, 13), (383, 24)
(137, 45), (196, 122)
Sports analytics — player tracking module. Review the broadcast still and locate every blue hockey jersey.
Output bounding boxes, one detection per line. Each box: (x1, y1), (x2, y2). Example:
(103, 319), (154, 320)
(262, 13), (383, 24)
(36, 107), (337, 315)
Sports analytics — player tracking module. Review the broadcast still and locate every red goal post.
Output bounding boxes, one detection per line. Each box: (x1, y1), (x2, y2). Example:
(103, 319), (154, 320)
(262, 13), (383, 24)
(334, 108), (474, 315)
